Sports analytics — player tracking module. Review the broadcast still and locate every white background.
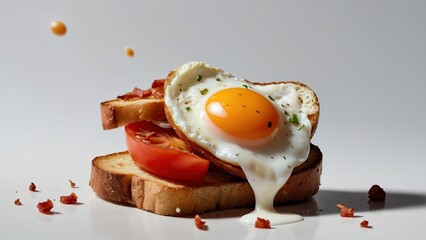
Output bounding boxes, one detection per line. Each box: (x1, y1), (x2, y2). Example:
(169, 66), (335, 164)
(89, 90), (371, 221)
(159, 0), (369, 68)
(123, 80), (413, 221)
(1, 1), (425, 239)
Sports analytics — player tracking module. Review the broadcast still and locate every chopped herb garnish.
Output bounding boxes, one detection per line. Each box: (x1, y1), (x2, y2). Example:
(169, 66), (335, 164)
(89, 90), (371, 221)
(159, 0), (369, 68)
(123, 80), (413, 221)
(200, 88), (208, 95)
(185, 106), (191, 111)
(267, 121), (272, 128)
(283, 156), (287, 160)
(235, 153), (239, 157)
(289, 113), (299, 125)
(270, 156), (274, 159)
(298, 124), (306, 131)
(256, 110), (260, 114)
(268, 95), (275, 101)
(284, 110), (289, 116)
(287, 165), (291, 168)
(196, 74), (202, 81)
(216, 78), (221, 81)
(242, 105), (246, 108)
(242, 84), (249, 89)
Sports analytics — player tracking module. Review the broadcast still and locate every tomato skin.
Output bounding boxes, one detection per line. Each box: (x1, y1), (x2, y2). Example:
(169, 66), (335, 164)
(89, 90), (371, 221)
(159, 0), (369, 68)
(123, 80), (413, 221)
(125, 121), (209, 181)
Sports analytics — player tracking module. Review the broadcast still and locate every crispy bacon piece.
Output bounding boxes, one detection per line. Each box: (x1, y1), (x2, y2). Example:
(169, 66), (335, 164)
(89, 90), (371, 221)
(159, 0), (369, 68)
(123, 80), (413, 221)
(360, 220), (370, 228)
(118, 79), (165, 100)
(255, 217), (271, 229)
(368, 185), (386, 201)
(68, 180), (76, 188)
(194, 214), (207, 230)
(336, 204), (354, 217)
(60, 192), (78, 204)
(29, 182), (36, 192)
(14, 199), (22, 205)
(37, 199), (54, 214)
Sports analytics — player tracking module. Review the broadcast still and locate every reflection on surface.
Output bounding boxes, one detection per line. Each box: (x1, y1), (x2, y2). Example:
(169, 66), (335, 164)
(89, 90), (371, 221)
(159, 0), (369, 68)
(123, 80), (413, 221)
(89, 189), (426, 239)
(314, 189), (426, 215)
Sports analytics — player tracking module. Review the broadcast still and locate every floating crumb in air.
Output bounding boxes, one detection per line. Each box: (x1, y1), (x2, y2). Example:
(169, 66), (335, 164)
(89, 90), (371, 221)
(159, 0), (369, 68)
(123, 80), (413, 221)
(68, 180), (76, 188)
(29, 182), (37, 192)
(368, 184), (386, 201)
(50, 21), (67, 36)
(255, 217), (271, 229)
(125, 46), (135, 57)
(14, 199), (22, 205)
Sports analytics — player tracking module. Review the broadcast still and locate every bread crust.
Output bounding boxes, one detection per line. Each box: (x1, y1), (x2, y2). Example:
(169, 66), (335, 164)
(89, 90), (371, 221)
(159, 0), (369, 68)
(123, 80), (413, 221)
(90, 144), (322, 216)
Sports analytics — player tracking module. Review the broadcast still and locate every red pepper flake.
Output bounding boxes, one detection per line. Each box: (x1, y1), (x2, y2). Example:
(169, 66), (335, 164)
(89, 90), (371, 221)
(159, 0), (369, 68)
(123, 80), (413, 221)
(255, 217), (271, 229)
(29, 182), (37, 192)
(14, 199), (22, 205)
(360, 220), (370, 228)
(60, 192), (78, 204)
(368, 184), (386, 201)
(37, 199), (54, 214)
(68, 180), (76, 188)
(336, 204), (354, 217)
(194, 214), (207, 230)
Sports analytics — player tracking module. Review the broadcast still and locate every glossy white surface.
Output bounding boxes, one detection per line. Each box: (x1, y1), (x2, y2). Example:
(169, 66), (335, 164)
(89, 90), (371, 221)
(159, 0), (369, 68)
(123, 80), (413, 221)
(1, 1), (426, 239)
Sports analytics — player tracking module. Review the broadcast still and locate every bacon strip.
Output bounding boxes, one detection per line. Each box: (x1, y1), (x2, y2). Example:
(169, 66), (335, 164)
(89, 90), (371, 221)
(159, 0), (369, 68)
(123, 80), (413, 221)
(118, 79), (165, 100)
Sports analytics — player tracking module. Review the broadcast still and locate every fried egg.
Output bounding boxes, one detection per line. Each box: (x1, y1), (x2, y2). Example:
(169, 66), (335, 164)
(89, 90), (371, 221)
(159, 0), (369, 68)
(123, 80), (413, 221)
(164, 62), (317, 225)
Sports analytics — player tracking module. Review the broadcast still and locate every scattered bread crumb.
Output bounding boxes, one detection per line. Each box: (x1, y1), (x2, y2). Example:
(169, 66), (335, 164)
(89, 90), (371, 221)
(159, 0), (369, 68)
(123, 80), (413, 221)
(175, 207), (181, 213)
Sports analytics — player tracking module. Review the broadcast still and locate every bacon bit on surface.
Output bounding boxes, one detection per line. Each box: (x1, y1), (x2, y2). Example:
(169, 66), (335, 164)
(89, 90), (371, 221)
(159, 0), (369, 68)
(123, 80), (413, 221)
(194, 214), (207, 230)
(117, 79), (165, 100)
(368, 184), (386, 201)
(336, 204), (355, 217)
(37, 199), (54, 214)
(68, 180), (76, 188)
(14, 199), (22, 205)
(60, 193), (78, 204)
(255, 217), (271, 229)
(29, 182), (37, 192)
(360, 220), (370, 228)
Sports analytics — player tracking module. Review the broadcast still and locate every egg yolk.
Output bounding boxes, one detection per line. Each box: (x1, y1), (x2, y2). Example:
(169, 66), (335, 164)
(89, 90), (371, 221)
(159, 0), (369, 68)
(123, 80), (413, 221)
(205, 88), (279, 140)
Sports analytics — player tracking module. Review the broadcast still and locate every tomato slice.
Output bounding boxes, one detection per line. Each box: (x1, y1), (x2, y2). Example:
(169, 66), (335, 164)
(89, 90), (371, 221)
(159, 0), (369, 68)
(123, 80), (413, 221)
(125, 121), (209, 181)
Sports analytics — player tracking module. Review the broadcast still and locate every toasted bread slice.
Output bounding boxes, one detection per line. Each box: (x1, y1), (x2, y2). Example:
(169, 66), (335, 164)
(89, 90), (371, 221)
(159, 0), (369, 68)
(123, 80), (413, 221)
(101, 98), (166, 130)
(89, 144), (322, 216)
